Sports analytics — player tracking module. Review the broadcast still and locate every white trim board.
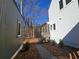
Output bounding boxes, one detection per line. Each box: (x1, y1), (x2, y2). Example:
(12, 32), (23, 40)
(11, 44), (23, 59)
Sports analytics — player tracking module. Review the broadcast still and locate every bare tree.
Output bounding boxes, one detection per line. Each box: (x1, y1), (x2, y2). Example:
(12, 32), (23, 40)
(23, 0), (39, 38)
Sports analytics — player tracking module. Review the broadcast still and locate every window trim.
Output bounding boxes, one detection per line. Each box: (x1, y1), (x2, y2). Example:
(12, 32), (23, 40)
(53, 24), (56, 30)
(17, 20), (21, 37)
(51, 25), (52, 30)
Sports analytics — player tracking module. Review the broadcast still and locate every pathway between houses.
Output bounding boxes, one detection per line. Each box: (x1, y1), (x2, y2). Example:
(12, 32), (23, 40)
(36, 44), (58, 59)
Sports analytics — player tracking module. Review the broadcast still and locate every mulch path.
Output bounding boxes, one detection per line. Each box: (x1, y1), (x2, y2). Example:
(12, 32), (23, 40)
(42, 43), (70, 59)
(14, 44), (42, 59)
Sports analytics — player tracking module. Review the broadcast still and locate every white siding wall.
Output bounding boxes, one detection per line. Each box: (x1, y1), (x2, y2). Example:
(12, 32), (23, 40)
(48, 0), (79, 47)
(41, 22), (50, 40)
(48, 0), (62, 43)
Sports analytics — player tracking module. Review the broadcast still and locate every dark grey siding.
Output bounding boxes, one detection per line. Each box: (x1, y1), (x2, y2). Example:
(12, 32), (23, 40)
(63, 23), (79, 48)
(0, 0), (24, 59)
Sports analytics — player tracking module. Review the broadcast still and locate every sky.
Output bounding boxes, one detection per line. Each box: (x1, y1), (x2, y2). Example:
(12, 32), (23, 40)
(15, 0), (51, 25)
(35, 0), (51, 25)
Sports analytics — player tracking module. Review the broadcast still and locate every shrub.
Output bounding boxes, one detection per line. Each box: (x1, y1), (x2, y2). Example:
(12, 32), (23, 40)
(51, 40), (57, 46)
(59, 39), (64, 48)
(48, 39), (50, 43)
(21, 42), (31, 52)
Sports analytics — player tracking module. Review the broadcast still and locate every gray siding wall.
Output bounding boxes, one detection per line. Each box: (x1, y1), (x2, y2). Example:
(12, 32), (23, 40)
(63, 23), (79, 48)
(0, 0), (24, 59)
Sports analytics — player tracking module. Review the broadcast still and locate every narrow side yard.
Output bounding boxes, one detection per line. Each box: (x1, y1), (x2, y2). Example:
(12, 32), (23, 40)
(14, 44), (41, 59)
(36, 44), (57, 59)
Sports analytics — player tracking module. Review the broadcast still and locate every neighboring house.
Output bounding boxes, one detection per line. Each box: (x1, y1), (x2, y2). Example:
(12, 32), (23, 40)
(25, 25), (35, 39)
(34, 25), (41, 38)
(48, 0), (79, 48)
(0, 0), (25, 59)
(40, 22), (50, 42)
(24, 16), (34, 39)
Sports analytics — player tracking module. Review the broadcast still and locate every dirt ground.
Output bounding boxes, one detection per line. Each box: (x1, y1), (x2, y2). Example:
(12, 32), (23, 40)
(43, 43), (79, 59)
(14, 44), (41, 59)
(43, 43), (69, 59)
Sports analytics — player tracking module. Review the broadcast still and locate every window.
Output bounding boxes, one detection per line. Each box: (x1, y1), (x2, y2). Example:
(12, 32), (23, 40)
(42, 27), (43, 32)
(45, 29), (47, 32)
(45, 26), (47, 32)
(17, 23), (20, 35)
(43, 27), (45, 32)
(43, 27), (44, 32)
(59, 0), (63, 9)
(17, 21), (21, 37)
(0, 8), (1, 15)
(66, 0), (72, 5)
(51, 25), (52, 30)
(53, 24), (56, 30)
(48, 24), (49, 32)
